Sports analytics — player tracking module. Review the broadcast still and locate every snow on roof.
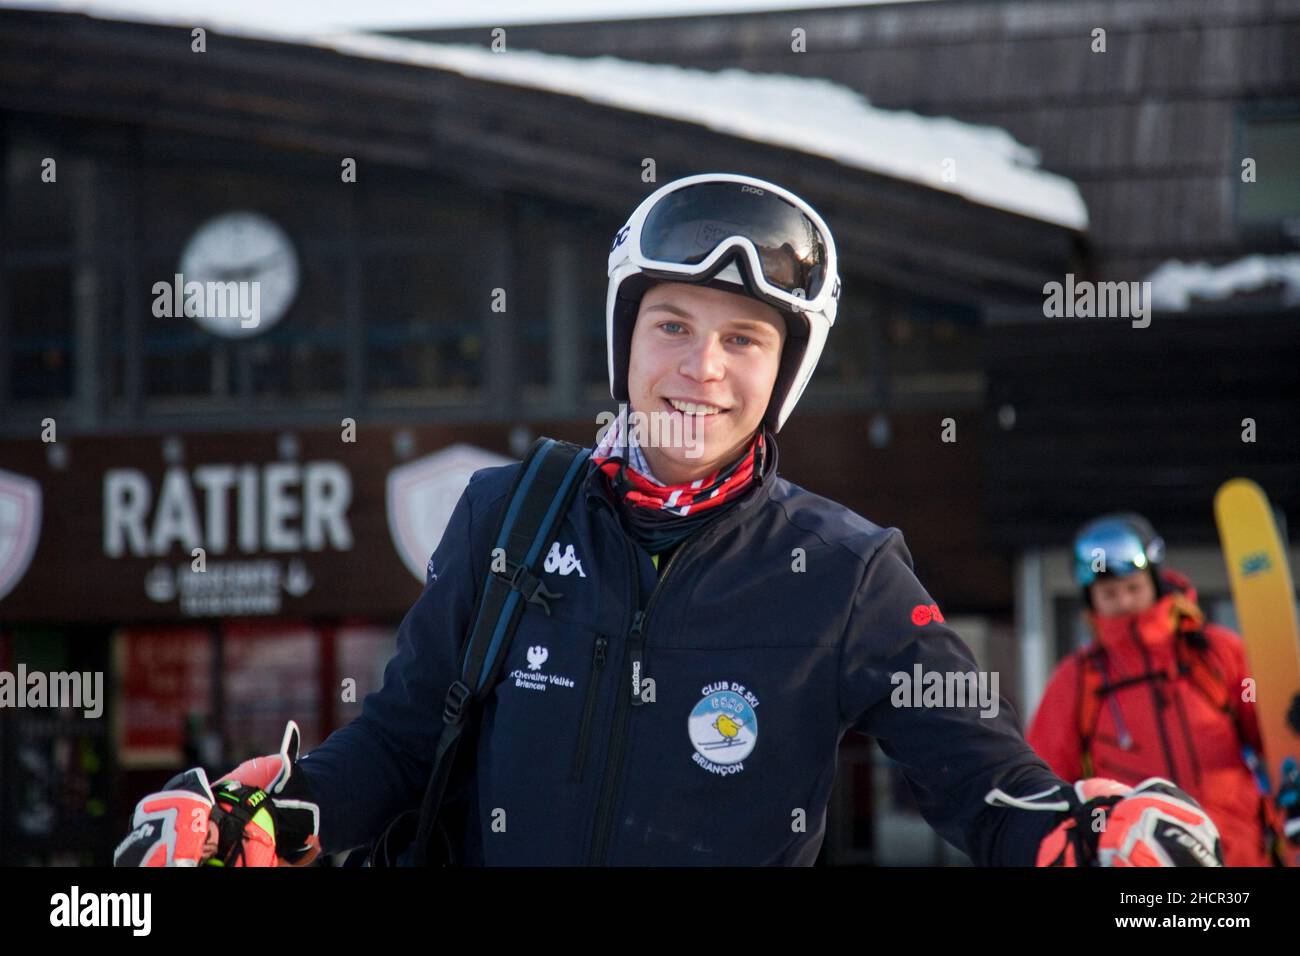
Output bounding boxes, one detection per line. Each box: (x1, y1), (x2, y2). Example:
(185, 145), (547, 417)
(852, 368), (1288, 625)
(318, 34), (1089, 230)
(6, 0), (943, 31)
(1146, 255), (1300, 311)
(5, 1), (1088, 230)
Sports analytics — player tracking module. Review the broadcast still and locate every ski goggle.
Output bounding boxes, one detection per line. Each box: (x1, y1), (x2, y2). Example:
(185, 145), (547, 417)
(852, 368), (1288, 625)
(612, 178), (839, 317)
(1072, 517), (1166, 587)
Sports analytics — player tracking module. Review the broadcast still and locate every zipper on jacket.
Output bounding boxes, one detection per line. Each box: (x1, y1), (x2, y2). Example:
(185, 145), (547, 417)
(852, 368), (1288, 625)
(628, 609), (647, 707)
(586, 528), (703, 865)
(1169, 681), (1204, 787)
(585, 534), (641, 866)
(571, 633), (609, 783)
(1130, 624), (1180, 783)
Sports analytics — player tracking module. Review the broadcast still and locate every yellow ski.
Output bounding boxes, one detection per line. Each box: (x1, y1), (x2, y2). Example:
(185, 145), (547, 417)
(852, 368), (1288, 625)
(1214, 478), (1300, 865)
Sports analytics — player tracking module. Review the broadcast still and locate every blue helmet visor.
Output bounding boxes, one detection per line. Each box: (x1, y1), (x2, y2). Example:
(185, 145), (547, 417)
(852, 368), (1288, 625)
(1073, 517), (1164, 587)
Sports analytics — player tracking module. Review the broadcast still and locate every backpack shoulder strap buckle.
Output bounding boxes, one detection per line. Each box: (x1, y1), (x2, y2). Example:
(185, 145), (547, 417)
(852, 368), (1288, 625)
(442, 680), (473, 726)
(499, 560), (563, 616)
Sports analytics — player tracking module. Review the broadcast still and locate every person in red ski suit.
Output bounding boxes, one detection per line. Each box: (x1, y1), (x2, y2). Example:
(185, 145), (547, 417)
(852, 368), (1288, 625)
(1027, 512), (1283, 866)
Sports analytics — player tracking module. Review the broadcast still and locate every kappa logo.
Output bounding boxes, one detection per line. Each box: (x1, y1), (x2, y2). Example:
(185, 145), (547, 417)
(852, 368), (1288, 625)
(689, 681), (760, 776)
(544, 541), (586, 577)
(526, 646), (549, 671)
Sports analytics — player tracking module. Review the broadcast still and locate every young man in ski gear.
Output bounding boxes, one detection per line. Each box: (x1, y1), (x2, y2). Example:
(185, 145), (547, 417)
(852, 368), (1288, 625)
(117, 174), (1223, 868)
(1027, 513), (1287, 866)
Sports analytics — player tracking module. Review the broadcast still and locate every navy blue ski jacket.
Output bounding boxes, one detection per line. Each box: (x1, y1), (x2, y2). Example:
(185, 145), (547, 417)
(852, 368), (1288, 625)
(299, 433), (1067, 865)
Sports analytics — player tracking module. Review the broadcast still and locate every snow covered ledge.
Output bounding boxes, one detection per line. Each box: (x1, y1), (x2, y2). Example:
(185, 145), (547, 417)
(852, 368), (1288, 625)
(1146, 255), (1300, 311)
(314, 33), (1089, 232)
(3, 1), (1088, 232)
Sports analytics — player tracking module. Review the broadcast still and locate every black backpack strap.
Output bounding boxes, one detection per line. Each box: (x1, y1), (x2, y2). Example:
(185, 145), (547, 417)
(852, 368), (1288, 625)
(457, 437), (592, 699)
(407, 436), (590, 866)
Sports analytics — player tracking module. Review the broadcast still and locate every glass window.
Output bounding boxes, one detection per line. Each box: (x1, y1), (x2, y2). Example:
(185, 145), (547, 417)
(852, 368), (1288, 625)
(4, 139), (76, 249)
(358, 176), (499, 406)
(135, 139), (347, 409)
(577, 229), (615, 402)
(221, 622), (321, 762)
(334, 624), (395, 727)
(1238, 114), (1300, 232)
(363, 251), (483, 402)
(249, 253), (347, 403)
(6, 264), (75, 402)
(812, 281), (880, 390)
(2, 117), (619, 422)
(513, 208), (555, 397)
(888, 295), (983, 395)
(0, 628), (115, 866)
(357, 169), (455, 240)
(118, 626), (215, 766)
(139, 254), (238, 405)
(3, 125), (127, 410)
(136, 135), (344, 255)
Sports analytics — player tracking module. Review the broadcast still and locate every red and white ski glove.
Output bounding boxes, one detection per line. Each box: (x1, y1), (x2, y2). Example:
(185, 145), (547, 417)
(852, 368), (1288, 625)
(217, 720), (322, 866)
(986, 777), (1223, 867)
(113, 766), (278, 867)
(114, 720), (320, 867)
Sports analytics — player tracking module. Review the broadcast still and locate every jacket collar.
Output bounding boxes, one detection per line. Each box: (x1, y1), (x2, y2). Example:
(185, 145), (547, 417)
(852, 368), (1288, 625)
(584, 426), (781, 539)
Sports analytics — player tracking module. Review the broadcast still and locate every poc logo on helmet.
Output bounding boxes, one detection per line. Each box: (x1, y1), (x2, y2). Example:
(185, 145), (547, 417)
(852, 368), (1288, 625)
(740, 184), (765, 195)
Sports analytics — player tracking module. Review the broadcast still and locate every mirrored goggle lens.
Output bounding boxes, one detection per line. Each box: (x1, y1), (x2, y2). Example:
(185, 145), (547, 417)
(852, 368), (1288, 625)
(1074, 523), (1152, 585)
(639, 182), (829, 300)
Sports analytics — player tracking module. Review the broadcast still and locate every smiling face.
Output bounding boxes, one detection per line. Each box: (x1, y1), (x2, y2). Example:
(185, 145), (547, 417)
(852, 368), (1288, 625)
(627, 280), (787, 485)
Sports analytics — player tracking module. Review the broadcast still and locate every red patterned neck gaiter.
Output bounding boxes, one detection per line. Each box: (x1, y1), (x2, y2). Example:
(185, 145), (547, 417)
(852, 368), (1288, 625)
(591, 417), (767, 555)
(593, 430), (764, 516)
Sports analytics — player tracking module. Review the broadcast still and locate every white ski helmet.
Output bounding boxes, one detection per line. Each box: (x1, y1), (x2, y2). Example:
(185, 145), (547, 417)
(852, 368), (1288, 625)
(606, 172), (841, 433)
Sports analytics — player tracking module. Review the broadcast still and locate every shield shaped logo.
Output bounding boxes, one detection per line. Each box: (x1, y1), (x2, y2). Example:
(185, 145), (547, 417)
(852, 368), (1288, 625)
(0, 468), (42, 602)
(386, 444), (513, 582)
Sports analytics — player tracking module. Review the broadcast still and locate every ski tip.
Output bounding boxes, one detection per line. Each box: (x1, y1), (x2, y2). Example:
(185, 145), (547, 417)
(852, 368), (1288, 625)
(1216, 476), (1263, 496)
(1214, 477), (1266, 513)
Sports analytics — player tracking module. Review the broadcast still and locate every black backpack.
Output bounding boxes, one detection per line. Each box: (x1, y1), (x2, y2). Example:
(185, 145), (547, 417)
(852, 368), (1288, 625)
(361, 437), (592, 866)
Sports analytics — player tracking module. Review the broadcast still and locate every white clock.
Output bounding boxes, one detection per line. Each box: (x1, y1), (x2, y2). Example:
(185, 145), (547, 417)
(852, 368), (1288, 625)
(178, 211), (300, 338)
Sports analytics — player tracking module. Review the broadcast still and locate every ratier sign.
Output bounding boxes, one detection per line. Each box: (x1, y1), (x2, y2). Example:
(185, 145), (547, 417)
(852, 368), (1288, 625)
(0, 426), (521, 623)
